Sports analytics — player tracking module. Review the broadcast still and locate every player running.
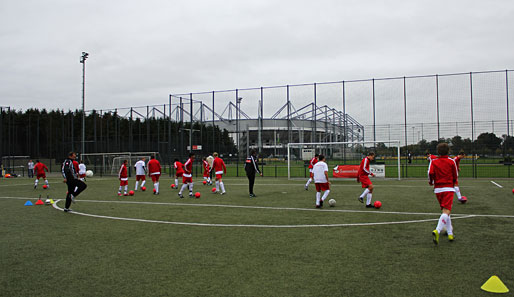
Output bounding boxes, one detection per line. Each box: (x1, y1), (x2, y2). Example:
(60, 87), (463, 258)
(357, 152), (376, 208)
(305, 154), (319, 190)
(202, 157), (212, 185)
(118, 159), (129, 196)
(429, 143), (458, 244)
(173, 158), (184, 189)
(211, 152), (227, 195)
(178, 153), (195, 198)
(134, 157), (146, 191)
(453, 151), (467, 203)
(33, 160), (50, 189)
(148, 156), (161, 195)
(313, 155), (330, 208)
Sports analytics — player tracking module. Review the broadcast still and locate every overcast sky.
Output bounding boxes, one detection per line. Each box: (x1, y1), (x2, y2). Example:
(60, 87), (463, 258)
(1, 0), (513, 114)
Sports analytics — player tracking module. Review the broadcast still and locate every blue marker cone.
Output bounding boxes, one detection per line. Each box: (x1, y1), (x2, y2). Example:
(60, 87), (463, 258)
(25, 200), (34, 206)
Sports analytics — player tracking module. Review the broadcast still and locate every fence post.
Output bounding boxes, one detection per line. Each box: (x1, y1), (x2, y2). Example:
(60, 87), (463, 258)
(470, 72), (476, 178)
(403, 77), (407, 178)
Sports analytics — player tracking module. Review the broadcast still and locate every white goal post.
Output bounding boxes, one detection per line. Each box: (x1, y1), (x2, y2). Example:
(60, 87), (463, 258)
(287, 141), (401, 180)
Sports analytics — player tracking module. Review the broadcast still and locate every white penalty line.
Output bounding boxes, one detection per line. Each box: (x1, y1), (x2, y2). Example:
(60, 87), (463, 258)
(490, 181), (503, 188)
(50, 200), (477, 228)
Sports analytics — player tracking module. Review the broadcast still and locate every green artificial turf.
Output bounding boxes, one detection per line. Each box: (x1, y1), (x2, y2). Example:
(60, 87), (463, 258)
(1, 176), (513, 296)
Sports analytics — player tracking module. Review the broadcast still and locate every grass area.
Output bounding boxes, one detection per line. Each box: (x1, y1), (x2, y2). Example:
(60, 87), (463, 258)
(1, 176), (513, 296)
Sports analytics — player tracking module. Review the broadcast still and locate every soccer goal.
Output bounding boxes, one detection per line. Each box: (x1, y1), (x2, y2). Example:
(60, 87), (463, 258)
(287, 141), (401, 180)
(81, 152), (160, 176)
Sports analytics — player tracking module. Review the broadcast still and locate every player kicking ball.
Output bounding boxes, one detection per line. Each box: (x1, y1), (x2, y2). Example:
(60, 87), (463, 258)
(429, 143), (458, 244)
(313, 155), (330, 208)
(178, 153), (195, 198)
(357, 152), (376, 208)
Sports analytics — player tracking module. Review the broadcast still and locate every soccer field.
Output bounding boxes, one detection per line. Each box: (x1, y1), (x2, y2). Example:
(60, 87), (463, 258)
(1, 176), (513, 296)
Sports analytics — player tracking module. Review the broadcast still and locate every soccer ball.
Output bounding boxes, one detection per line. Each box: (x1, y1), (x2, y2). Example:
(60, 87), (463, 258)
(171, 184), (176, 189)
(43, 185), (48, 189)
(460, 196), (468, 204)
(203, 180), (207, 185)
(85, 170), (93, 178)
(141, 186), (146, 191)
(374, 201), (382, 209)
(212, 187), (217, 193)
(45, 199), (51, 205)
(153, 188), (156, 193)
(328, 199), (336, 207)
(129, 190), (135, 196)
(195, 192), (201, 198)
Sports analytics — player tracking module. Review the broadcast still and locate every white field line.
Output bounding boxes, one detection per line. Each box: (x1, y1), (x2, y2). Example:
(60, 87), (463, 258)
(2, 195), (514, 219)
(49, 199), (477, 228)
(490, 181), (503, 188)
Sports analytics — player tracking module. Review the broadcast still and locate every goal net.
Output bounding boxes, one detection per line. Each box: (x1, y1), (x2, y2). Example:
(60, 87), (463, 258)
(287, 141), (401, 180)
(81, 152), (160, 176)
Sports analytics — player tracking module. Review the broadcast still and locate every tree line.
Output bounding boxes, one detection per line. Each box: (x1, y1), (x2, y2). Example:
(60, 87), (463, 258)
(0, 108), (236, 162)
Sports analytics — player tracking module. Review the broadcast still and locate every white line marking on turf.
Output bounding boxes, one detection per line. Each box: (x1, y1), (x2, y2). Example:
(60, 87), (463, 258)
(50, 199), (477, 228)
(491, 181), (503, 188)
(2, 196), (514, 218)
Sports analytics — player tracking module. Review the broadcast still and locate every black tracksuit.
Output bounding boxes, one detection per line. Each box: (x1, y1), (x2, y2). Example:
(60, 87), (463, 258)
(245, 155), (260, 195)
(61, 158), (87, 209)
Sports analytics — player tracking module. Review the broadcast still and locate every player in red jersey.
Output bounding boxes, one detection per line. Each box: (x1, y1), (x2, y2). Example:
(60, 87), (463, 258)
(211, 152), (227, 195)
(202, 157), (212, 185)
(178, 153), (195, 198)
(357, 152), (376, 208)
(304, 154), (319, 190)
(453, 151), (467, 203)
(173, 159), (183, 189)
(33, 160), (49, 189)
(429, 143), (458, 244)
(118, 159), (129, 196)
(147, 156), (161, 195)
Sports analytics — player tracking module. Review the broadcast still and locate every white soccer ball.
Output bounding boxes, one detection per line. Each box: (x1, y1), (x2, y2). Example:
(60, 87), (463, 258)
(45, 199), (51, 205)
(328, 199), (336, 207)
(85, 170), (94, 178)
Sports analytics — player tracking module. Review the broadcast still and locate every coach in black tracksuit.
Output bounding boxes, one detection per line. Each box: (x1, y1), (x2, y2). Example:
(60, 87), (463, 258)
(245, 149), (262, 198)
(62, 152), (87, 212)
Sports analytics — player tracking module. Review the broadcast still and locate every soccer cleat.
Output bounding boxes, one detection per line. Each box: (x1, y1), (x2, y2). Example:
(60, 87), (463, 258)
(63, 208), (72, 213)
(432, 229), (439, 245)
(34, 185), (37, 189)
(189, 192), (193, 197)
(448, 234), (455, 241)
(178, 193), (184, 198)
(123, 193), (128, 196)
(365, 204), (375, 208)
(221, 192), (226, 195)
(315, 205), (321, 208)
(320, 200), (324, 207)
(305, 186), (308, 191)
(249, 193), (256, 198)
(117, 193), (122, 196)
(358, 196), (363, 203)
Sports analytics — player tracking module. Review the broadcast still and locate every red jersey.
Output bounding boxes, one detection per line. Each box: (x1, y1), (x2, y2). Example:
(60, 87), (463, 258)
(428, 155), (458, 189)
(174, 161), (184, 174)
(308, 157), (318, 169)
(212, 157), (226, 174)
(33, 163), (49, 175)
(358, 157), (372, 178)
(118, 164), (128, 179)
(147, 159), (161, 175)
(453, 156), (462, 171)
(183, 158), (193, 177)
(427, 154), (437, 161)
(202, 160), (210, 173)
(72, 160), (80, 174)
